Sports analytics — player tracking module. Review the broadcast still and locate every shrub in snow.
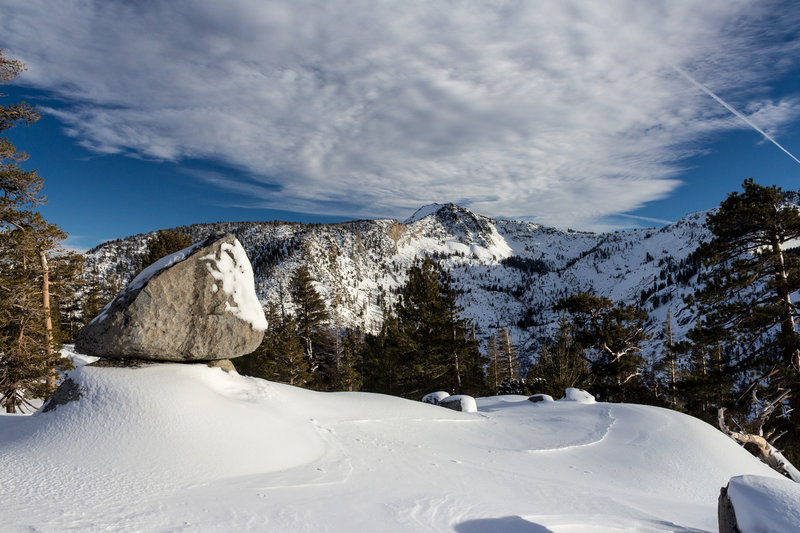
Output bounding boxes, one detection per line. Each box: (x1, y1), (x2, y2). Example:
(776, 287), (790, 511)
(528, 394), (554, 403)
(421, 391), (450, 405)
(497, 378), (528, 395)
(560, 388), (596, 404)
(439, 395), (478, 413)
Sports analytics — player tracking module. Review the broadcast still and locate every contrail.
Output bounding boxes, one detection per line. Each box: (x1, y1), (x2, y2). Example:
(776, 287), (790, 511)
(673, 65), (800, 166)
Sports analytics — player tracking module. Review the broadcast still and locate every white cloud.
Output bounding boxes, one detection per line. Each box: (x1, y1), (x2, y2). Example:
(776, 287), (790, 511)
(2, 0), (800, 228)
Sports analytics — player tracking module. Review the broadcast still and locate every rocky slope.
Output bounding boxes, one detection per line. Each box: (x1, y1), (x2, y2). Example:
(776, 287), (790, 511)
(83, 202), (727, 361)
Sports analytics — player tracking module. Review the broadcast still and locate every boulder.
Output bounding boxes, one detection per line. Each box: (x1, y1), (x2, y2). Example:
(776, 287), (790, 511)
(439, 395), (478, 413)
(422, 391), (450, 405)
(75, 233), (267, 361)
(560, 388), (596, 404)
(528, 394), (554, 403)
(41, 377), (84, 413)
(721, 475), (800, 532)
(206, 359), (237, 373)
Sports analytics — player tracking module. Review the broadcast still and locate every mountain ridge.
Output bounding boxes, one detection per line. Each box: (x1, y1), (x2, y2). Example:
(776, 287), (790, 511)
(83, 200), (730, 362)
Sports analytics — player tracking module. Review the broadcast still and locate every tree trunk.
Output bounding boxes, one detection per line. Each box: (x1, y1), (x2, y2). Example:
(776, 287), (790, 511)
(771, 235), (800, 370)
(40, 248), (57, 392)
(770, 235), (800, 441)
(504, 329), (514, 379)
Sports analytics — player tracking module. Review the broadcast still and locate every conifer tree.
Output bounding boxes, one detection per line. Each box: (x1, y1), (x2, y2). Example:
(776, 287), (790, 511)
(137, 229), (193, 273)
(686, 179), (800, 458)
(332, 328), (364, 392)
(289, 264), (329, 377)
(527, 317), (591, 398)
(658, 309), (680, 409)
(362, 310), (410, 396)
(556, 292), (648, 402)
(362, 257), (484, 398)
(492, 327), (526, 394)
(0, 51), (79, 412)
(236, 305), (311, 387)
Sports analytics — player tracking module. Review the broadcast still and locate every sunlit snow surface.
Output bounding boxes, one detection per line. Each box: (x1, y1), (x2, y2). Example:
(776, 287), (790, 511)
(0, 357), (782, 532)
(200, 240), (268, 330)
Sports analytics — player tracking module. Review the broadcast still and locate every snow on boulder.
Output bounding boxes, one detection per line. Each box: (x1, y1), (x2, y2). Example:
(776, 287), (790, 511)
(439, 394), (478, 413)
(421, 391), (450, 405)
(75, 233), (267, 361)
(721, 475), (800, 532)
(560, 388), (596, 403)
(528, 393), (554, 403)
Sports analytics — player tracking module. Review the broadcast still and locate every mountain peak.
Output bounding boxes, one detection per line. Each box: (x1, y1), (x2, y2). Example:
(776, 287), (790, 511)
(403, 203), (449, 224)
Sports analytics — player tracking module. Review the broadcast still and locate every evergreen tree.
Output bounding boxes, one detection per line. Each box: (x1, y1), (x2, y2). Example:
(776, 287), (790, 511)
(527, 317), (592, 398)
(362, 258), (484, 398)
(137, 229), (193, 274)
(556, 292), (648, 402)
(661, 309), (678, 409)
(492, 327), (526, 394)
(0, 51), (78, 412)
(332, 328), (364, 392)
(686, 179), (800, 457)
(0, 52), (42, 230)
(236, 306), (311, 387)
(362, 310), (410, 396)
(461, 325), (490, 397)
(487, 332), (501, 392)
(79, 270), (124, 328)
(289, 264), (329, 380)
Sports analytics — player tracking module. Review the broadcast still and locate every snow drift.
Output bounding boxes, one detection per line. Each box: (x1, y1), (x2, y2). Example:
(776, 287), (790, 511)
(0, 359), (785, 532)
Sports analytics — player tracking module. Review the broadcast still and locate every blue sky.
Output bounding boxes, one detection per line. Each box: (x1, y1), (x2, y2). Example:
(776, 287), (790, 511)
(2, 1), (800, 251)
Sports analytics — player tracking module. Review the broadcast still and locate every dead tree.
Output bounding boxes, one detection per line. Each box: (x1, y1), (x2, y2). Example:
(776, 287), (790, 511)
(717, 378), (800, 482)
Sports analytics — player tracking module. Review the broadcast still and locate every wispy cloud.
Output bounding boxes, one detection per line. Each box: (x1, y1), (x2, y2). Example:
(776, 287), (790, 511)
(2, 1), (799, 228)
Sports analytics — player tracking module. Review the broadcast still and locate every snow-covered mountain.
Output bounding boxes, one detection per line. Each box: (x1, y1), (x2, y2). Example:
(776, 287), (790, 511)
(84, 202), (713, 358)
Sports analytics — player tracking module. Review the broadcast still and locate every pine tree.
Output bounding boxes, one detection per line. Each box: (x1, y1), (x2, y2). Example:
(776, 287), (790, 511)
(0, 51), (78, 412)
(0, 52), (42, 229)
(487, 332), (501, 392)
(236, 306), (311, 387)
(660, 309), (679, 409)
(332, 328), (364, 392)
(136, 229), (193, 274)
(686, 179), (800, 459)
(556, 292), (648, 402)
(527, 317), (591, 398)
(362, 310), (410, 396)
(362, 257), (484, 398)
(289, 264), (329, 381)
(493, 327), (526, 394)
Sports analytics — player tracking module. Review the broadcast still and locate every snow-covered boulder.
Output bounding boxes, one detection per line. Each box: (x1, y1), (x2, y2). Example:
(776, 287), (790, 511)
(422, 391), (450, 405)
(528, 394), (554, 403)
(560, 388), (596, 404)
(439, 395), (478, 413)
(720, 475), (800, 533)
(75, 233), (267, 361)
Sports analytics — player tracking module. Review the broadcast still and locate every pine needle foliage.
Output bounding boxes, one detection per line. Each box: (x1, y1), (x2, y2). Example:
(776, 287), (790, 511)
(0, 51), (79, 412)
(685, 179), (800, 459)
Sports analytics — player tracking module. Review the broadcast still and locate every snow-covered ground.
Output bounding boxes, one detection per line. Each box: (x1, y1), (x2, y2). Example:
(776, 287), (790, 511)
(0, 352), (786, 532)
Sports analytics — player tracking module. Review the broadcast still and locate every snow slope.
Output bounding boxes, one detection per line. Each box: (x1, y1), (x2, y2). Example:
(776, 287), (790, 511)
(0, 356), (782, 532)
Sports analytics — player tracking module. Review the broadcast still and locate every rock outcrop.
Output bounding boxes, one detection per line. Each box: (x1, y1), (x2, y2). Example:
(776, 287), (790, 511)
(439, 395), (478, 413)
(421, 391), (450, 405)
(75, 233), (267, 361)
